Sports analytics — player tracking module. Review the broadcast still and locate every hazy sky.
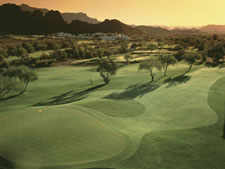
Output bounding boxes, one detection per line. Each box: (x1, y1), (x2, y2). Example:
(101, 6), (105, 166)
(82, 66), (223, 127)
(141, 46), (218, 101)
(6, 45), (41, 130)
(0, 0), (225, 26)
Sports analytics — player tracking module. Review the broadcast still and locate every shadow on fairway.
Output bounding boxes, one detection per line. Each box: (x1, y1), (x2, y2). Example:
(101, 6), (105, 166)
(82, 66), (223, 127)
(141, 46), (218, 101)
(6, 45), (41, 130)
(164, 75), (192, 88)
(223, 104), (225, 139)
(104, 82), (160, 100)
(105, 74), (192, 100)
(34, 84), (105, 106)
(85, 168), (115, 169)
(0, 156), (14, 169)
(223, 119), (225, 139)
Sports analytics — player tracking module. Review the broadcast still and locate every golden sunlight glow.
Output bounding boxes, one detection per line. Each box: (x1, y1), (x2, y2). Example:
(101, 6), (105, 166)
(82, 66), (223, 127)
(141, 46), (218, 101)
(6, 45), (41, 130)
(1, 0), (225, 26)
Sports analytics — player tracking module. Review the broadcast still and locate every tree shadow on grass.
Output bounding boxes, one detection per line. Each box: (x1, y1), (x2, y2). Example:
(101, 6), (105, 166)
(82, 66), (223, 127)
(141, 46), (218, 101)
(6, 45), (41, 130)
(223, 118), (225, 139)
(164, 75), (192, 88)
(34, 84), (105, 106)
(223, 104), (225, 139)
(104, 82), (160, 100)
(85, 168), (115, 169)
(104, 75), (192, 100)
(0, 156), (14, 169)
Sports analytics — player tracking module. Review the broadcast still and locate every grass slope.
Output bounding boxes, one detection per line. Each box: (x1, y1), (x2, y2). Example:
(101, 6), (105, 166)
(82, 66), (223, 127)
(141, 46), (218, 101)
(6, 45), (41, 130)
(0, 107), (127, 169)
(115, 72), (225, 169)
(0, 64), (224, 169)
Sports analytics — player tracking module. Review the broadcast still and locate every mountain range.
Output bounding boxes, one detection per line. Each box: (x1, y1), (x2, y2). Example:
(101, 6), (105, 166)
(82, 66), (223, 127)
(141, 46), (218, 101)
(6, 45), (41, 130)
(0, 3), (225, 36)
(0, 3), (144, 36)
(20, 4), (100, 24)
(199, 25), (225, 34)
(135, 25), (202, 35)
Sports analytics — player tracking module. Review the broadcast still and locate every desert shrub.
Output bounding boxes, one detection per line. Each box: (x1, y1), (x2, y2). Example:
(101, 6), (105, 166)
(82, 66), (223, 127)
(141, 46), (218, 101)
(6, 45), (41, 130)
(171, 44), (184, 51)
(62, 41), (73, 48)
(0, 48), (8, 58)
(7, 45), (18, 56)
(50, 50), (68, 62)
(47, 41), (61, 50)
(33, 41), (47, 51)
(174, 49), (185, 61)
(17, 47), (28, 58)
(22, 42), (35, 53)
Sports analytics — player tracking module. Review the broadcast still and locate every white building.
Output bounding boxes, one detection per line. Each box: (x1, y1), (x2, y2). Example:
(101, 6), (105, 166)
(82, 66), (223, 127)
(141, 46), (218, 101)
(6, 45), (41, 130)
(56, 32), (130, 40)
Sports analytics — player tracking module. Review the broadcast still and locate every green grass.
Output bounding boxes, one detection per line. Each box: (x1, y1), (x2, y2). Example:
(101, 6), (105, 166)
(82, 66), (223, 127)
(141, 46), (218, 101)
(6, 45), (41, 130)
(78, 100), (145, 117)
(0, 63), (224, 169)
(29, 50), (53, 58)
(0, 107), (127, 169)
(115, 75), (225, 169)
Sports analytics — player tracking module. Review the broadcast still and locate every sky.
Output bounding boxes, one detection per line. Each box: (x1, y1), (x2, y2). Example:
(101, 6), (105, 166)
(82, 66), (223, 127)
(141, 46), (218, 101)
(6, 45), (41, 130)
(0, 0), (225, 26)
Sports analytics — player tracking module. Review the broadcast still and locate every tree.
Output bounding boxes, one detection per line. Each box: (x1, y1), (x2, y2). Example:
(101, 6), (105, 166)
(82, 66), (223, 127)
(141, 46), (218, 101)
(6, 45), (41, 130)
(17, 47), (28, 58)
(147, 43), (158, 52)
(159, 54), (177, 76)
(174, 49), (185, 61)
(22, 42), (35, 53)
(124, 54), (132, 65)
(97, 58), (117, 84)
(184, 52), (201, 72)
(172, 44), (184, 51)
(139, 58), (161, 82)
(207, 42), (225, 62)
(0, 66), (38, 100)
(130, 43), (138, 50)
(0, 48), (8, 58)
(120, 42), (128, 53)
(50, 50), (68, 61)
(0, 75), (17, 100)
(96, 48), (105, 58)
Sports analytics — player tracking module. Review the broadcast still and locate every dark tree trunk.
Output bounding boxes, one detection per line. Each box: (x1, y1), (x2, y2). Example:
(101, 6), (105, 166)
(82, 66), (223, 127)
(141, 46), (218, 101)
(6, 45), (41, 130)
(223, 119), (225, 139)
(187, 63), (193, 73)
(164, 66), (168, 76)
(0, 81), (29, 101)
(151, 75), (154, 82)
(100, 72), (110, 84)
(150, 71), (154, 82)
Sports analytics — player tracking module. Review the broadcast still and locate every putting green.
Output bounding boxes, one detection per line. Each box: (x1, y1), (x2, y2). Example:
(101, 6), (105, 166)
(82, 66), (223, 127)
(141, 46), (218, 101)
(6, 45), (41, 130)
(78, 99), (145, 117)
(0, 107), (127, 168)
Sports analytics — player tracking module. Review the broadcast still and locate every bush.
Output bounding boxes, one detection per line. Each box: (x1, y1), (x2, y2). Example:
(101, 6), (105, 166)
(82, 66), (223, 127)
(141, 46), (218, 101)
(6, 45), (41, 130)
(147, 43), (158, 51)
(0, 59), (9, 69)
(0, 48), (8, 58)
(33, 42), (47, 51)
(62, 41), (73, 48)
(17, 47), (28, 58)
(7, 45), (18, 56)
(50, 50), (68, 62)
(172, 45), (184, 51)
(47, 41), (61, 50)
(174, 50), (185, 61)
(40, 53), (51, 60)
(22, 42), (35, 53)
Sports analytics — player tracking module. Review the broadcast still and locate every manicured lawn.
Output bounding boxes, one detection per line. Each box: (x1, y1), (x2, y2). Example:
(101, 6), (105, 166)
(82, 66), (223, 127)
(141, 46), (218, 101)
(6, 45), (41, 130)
(0, 63), (224, 169)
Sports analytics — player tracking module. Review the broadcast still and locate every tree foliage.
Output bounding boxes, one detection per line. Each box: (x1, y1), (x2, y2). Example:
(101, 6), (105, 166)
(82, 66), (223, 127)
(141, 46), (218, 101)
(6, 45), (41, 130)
(159, 54), (177, 76)
(184, 52), (201, 72)
(207, 42), (225, 62)
(97, 58), (117, 84)
(147, 43), (158, 51)
(139, 58), (161, 82)
(0, 66), (38, 100)
(124, 54), (132, 65)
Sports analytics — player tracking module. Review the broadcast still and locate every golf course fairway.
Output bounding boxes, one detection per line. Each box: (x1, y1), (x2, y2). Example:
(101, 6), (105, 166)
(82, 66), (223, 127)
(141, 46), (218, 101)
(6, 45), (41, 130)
(0, 64), (224, 169)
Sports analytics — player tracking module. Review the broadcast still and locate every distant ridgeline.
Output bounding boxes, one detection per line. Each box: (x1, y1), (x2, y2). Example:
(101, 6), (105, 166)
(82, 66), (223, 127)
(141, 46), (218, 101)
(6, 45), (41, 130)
(0, 3), (144, 36)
